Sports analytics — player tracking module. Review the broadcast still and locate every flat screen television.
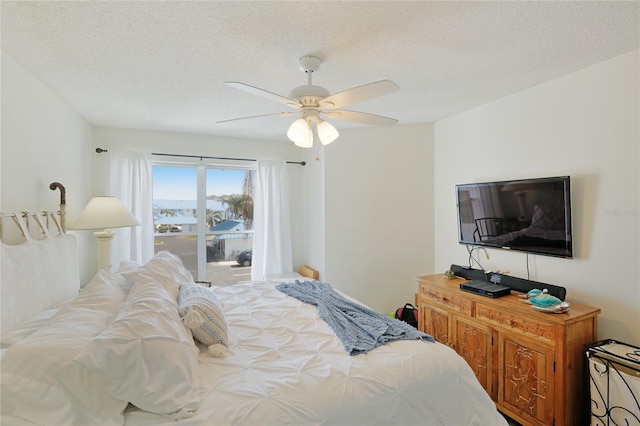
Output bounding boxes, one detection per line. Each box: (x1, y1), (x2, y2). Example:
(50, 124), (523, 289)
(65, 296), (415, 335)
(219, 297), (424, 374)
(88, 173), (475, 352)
(456, 176), (573, 258)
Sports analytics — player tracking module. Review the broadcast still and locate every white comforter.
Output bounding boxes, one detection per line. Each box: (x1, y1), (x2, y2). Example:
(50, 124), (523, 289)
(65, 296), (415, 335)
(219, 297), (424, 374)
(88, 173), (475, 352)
(1, 254), (505, 426)
(124, 281), (506, 426)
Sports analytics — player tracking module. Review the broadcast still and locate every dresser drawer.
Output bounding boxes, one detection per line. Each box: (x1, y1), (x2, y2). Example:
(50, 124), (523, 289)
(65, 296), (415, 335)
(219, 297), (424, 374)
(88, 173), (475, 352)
(420, 283), (473, 316)
(476, 302), (555, 343)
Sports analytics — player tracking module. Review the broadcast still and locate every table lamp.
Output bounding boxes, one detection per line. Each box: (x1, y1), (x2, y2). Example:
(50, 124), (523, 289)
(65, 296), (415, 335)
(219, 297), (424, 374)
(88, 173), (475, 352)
(71, 196), (140, 272)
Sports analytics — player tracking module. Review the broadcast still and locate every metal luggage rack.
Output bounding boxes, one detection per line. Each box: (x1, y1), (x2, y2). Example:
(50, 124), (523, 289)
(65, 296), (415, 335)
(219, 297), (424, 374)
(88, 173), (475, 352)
(586, 339), (640, 425)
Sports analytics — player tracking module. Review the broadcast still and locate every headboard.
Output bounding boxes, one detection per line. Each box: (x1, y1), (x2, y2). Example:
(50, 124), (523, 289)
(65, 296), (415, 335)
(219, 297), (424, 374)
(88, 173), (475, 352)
(1, 186), (80, 333)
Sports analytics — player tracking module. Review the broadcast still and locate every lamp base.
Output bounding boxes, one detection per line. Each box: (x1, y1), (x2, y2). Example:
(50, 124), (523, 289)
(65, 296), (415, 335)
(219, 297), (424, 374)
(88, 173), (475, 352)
(93, 229), (115, 272)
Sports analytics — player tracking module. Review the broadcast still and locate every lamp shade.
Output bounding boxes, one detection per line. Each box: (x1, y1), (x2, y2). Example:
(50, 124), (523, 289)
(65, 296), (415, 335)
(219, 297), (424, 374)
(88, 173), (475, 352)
(287, 118), (313, 148)
(317, 120), (339, 145)
(71, 196), (140, 230)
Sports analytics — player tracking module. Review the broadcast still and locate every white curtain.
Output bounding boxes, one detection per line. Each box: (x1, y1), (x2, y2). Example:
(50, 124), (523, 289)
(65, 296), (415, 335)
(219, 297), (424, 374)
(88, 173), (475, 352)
(252, 160), (293, 281)
(106, 151), (154, 268)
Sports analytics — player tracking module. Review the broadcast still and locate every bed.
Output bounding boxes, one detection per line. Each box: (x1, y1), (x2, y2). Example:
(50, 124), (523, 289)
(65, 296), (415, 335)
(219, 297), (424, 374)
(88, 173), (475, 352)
(1, 204), (507, 425)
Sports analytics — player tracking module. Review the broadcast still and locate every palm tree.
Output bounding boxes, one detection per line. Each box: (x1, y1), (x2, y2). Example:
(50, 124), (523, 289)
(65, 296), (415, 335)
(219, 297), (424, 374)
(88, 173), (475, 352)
(240, 170), (255, 229)
(222, 194), (244, 220)
(160, 208), (177, 217)
(156, 208), (179, 233)
(213, 170), (254, 227)
(206, 210), (224, 228)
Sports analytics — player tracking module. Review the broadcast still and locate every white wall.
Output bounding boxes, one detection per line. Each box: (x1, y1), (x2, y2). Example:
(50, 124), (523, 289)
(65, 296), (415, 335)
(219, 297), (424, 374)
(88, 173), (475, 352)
(90, 126), (307, 271)
(1, 50), (95, 284)
(434, 50), (640, 344)
(299, 142), (326, 276)
(324, 123), (435, 314)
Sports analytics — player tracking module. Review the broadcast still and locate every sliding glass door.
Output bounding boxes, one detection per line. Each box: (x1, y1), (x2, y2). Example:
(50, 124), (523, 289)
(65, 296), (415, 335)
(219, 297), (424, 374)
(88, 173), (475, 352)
(152, 164), (255, 285)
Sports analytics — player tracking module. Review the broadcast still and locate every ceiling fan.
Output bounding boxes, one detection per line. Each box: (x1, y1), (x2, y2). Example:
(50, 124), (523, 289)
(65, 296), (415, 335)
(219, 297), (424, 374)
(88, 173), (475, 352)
(218, 55), (399, 148)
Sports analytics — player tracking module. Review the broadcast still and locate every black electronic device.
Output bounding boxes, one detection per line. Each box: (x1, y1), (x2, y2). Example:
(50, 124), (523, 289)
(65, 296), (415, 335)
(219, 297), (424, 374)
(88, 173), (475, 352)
(456, 176), (573, 258)
(459, 280), (511, 298)
(450, 264), (487, 281)
(449, 264), (567, 300)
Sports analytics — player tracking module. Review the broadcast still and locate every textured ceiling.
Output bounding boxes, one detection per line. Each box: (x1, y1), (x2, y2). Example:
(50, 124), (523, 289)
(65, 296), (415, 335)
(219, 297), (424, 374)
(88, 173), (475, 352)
(1, 1), (638, 142)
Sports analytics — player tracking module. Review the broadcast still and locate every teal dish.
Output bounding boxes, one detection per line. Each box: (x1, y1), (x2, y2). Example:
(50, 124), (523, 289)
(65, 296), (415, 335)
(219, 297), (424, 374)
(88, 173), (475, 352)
(530, 290), (562, 307)
(526, 289), (542, 298)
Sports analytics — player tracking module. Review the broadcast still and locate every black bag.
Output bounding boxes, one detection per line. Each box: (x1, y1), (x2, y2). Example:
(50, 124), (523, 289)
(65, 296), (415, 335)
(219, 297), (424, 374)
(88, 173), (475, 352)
(394, 303), (418, 328)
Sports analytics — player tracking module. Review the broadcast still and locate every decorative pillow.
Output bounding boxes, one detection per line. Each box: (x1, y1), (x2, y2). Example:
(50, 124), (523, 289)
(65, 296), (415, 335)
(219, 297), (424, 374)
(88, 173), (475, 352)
(72, 272), (201, 419)
(122, 251), (194, 299)
(0, 271), (128, 426)
(178, 284), (228, 357)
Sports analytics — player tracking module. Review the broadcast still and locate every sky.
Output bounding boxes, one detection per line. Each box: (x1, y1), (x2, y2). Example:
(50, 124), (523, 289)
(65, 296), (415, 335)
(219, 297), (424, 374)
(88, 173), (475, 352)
(153, 166), (247, 200)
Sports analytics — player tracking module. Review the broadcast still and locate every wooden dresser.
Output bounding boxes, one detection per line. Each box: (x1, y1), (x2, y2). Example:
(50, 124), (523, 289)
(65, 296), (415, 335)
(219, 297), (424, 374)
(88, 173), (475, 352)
(416, 274), (600, 426)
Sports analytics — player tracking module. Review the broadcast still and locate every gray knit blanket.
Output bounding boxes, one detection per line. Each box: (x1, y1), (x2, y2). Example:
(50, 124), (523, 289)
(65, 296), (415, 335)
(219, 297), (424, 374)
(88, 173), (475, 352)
(276, 281), (434, 355)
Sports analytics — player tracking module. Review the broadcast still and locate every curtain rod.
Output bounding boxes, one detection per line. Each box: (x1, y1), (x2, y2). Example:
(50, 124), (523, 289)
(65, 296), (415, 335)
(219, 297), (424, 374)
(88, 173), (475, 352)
(95, 148), (306, 166)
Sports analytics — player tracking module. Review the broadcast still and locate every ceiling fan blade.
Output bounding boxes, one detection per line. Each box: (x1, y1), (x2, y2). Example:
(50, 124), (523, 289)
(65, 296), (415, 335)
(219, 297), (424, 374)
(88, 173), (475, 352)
(224, 82), (301, 109)
(217, 111), (296, 124)
(323, 110), (398, 127)
(320, 80), (399, 109)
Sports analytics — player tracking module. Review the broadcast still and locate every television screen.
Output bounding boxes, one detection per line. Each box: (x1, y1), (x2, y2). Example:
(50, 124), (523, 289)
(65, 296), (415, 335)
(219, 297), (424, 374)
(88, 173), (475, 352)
(456, 176), (572, 258)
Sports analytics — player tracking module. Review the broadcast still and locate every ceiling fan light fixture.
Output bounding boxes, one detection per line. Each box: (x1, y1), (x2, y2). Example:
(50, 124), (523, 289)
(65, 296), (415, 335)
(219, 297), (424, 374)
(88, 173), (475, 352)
(317, 120), (339, 145)
(287, 118), (313, 148)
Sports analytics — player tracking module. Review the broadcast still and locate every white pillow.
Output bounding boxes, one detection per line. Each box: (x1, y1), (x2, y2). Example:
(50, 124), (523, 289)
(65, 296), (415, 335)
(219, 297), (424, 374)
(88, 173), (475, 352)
(122, 251), (194, 299)
(0, 270), (128, 426)
(69, 269), (128, 312)
(115, 259), (143, 293)
(72, 270), (201, 419)
(117, 259), (143, 274)
(0, 307), (58, 348)
(178, 284), (228, 357)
